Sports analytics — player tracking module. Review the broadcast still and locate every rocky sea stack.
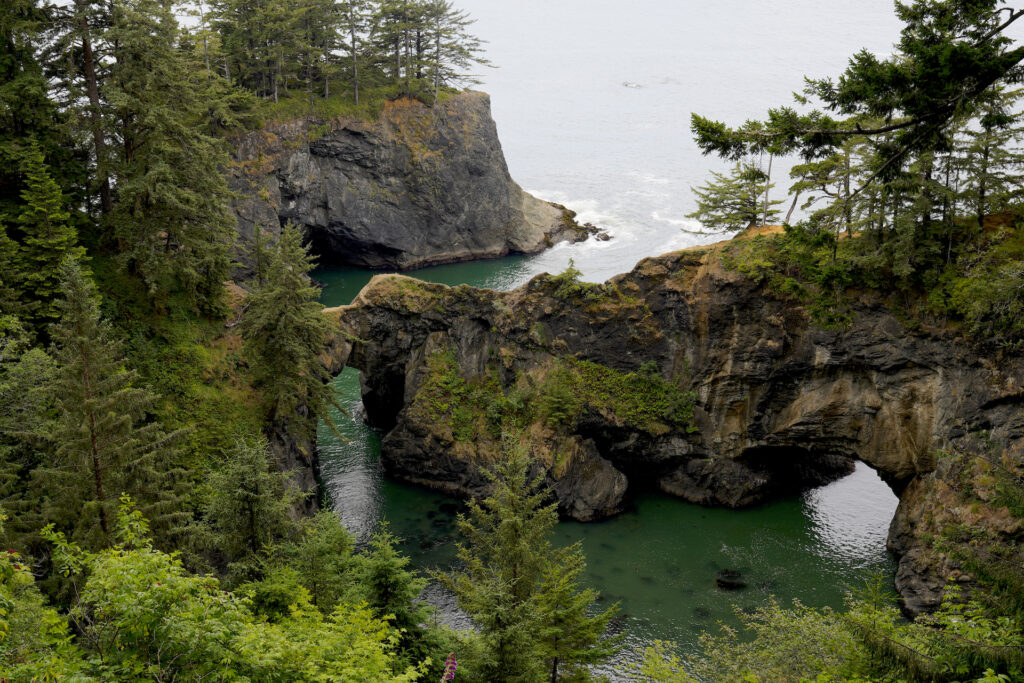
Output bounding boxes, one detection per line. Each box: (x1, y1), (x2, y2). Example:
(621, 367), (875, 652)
(230, 91), (600, 273)
(321, 236), (1024, 616)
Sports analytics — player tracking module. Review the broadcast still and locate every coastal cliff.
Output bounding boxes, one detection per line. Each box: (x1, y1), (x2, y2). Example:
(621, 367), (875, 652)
(321, 237), (1024, 615)
(230, 92), (598, 273)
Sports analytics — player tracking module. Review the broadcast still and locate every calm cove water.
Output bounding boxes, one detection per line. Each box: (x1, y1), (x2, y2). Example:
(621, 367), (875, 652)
(313, 0), (924, 673)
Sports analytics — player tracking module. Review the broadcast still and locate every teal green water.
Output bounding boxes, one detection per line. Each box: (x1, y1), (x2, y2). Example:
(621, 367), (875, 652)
(315, 258), (899, 673)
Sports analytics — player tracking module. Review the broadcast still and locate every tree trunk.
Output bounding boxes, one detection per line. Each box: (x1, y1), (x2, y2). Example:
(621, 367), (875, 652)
(74, 0), (112, 215)
(978, 141), (990, 228)
(761, 153), (773, 227)
(785, 190), (800, 225)
(82, 357), (109, 538)
(350, 18), (359, 105)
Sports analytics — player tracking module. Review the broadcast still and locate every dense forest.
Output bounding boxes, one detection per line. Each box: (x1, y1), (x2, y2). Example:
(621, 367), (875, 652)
(1, 0), (1023, 680)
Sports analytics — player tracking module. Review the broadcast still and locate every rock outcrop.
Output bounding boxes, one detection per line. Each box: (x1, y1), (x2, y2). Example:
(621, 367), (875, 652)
(322, 239), (1024, 615)
(231, 92), (599, 273)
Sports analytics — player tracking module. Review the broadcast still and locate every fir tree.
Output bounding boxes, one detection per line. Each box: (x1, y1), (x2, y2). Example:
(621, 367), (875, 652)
(537, 548), (620, 682)
(440, 441), (619, 682)
(241, 223), (337, 437)
(957, 87), (1024, 227)
(421, 0), (489, 103)
(361, 524), (433, 661)
(279, 509), (360, 613)
(44, 258), (185, 549)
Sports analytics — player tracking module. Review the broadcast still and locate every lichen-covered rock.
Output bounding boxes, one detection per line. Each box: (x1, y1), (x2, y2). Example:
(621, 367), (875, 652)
(323, 237), (1024, 614)
(230, 92), (600, 274)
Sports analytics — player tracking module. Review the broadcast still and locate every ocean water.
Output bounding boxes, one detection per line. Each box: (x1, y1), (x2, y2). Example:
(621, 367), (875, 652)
(314, 0), (927, 674)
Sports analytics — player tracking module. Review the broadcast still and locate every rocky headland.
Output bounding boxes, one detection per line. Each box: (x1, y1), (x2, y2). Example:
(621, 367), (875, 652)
(320, 237), (1024, 616)
(230, 91), (600, 274)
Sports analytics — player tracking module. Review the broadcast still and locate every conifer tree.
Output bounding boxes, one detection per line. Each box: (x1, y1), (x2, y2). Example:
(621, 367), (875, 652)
(105, 0), (236, 315)
(280, 509), (359, 613)
(44, 258), (185, 549)
(686, 162), (782, 233)
(441, 441), (619, 682)
(422, 0), (489, 102)
(537, 549), (620, 682)
(339, 0), (371, 105)
(12, 143), (84, 329)
(957, 87), (1024, 227)
(361, 524), (433, 660)
(0, 223), (17, 312)
(241, 223), (337, 437)
(204, 435), (300, 566)
(0, 315), (55, 544)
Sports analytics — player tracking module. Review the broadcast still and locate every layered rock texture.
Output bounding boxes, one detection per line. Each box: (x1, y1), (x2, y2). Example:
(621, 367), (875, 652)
(322, 237), (1024, 615)
(231, 92), (597, 272)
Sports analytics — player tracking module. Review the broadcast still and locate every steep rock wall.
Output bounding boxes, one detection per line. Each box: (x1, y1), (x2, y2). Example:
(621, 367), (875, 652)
(231, 92), (598, 273)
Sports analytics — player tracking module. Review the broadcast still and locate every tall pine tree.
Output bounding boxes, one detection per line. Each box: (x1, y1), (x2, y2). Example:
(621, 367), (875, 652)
(11, 143), (84, 330)
(43, 258), (185, 549)
(105, 0), (236, 315)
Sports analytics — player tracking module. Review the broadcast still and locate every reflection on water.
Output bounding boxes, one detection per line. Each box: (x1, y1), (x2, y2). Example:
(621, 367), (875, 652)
(804, 463), (900, 568)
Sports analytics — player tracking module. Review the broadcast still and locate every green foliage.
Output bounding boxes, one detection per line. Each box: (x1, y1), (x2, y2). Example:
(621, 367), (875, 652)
(105, 0), (237, 316)
(242, 223), (339, 438)
(541, 358), (697, 434)
(439, 442), (619, 682)
(361, 524), (436, 667)
(37, 497), (425, 681)
(43, 258), (187, 549)
(210, 0), (489, 111)
(6, 142), (84, 332)
(203, 435), (302, 569)
(415, 347), (504, 441)
(277, 509), (360, 613)
(686, 161), (782, 233)
(847, 586), (1024, 682)
(692, 1), (1024, 173)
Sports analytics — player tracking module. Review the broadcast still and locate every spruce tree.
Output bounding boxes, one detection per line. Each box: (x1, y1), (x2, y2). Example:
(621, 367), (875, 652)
(957, 87), (1024, 227)
(686, 162), (782, 233)
(279, 509), (359, 613)
(12, 142), (84, 330)
(241, 223), (337, 437)
(440, 441), (619, 682)
(422, 0), (489, 103)
(537, 549), (620, 682)
(44, 258), (185, 549)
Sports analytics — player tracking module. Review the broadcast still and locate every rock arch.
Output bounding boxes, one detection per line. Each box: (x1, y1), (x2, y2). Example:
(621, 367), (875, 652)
(322, 246), (1024, 614)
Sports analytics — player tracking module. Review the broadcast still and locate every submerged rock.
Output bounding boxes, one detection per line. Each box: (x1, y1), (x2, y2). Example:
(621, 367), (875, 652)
(230, 92), (602, 275)
(716, 570), (746, 591)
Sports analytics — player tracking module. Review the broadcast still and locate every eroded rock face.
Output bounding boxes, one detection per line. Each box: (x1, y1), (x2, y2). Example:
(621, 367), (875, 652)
(322, 241), (1024, 613)
(231, 92), (598, 273)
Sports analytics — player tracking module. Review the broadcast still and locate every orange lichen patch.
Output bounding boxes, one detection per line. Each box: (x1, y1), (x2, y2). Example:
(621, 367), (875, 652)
(734, 223), (785, 240)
